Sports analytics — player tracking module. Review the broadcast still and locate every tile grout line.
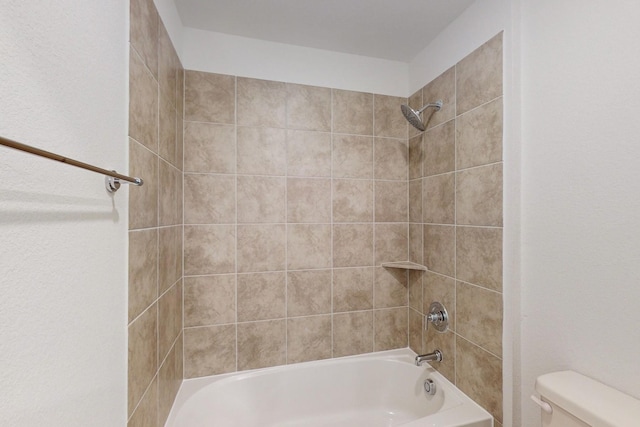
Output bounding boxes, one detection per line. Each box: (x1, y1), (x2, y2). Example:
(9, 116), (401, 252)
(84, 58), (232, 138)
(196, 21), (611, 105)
(234, 75), (239, 373)
(371, 94), (376, 352)
(453, 62), (458, 386)
(329, 87), (335, 359)
(284, 82), (289, 366)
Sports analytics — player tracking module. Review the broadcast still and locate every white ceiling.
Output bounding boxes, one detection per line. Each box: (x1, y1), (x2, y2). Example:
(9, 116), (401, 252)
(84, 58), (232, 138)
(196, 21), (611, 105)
(173, 0), (476, 62)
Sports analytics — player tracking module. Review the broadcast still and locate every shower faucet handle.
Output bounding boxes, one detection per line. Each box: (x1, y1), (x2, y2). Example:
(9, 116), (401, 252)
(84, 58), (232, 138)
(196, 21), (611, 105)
(425, 302), (449, 333)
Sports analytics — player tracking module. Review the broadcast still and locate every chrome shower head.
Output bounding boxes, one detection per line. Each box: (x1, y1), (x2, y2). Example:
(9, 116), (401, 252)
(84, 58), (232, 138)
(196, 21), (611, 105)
(400, 100), (443, 132)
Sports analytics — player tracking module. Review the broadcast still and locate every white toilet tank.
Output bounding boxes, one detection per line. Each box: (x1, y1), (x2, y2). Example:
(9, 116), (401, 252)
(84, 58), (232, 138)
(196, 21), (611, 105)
(534, 370), (640, 427)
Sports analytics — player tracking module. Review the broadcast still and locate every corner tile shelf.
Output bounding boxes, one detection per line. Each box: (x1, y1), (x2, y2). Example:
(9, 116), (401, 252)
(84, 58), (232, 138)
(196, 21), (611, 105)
(381, 261), (428, 271)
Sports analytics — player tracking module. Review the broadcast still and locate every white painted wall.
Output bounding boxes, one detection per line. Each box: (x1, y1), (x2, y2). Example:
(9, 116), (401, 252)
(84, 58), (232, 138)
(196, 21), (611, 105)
(0, 1), (128, 426)
(181, 28), (409, 97)
(520, 1), (640, 426)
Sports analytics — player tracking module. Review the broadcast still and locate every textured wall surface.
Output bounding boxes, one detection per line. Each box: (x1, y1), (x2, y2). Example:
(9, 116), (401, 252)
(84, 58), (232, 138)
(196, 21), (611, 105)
(127, 0), (184, 425)
(408, 33), (504, 426)
(520, 2), (640, 425)
(0, 1), (128, 425)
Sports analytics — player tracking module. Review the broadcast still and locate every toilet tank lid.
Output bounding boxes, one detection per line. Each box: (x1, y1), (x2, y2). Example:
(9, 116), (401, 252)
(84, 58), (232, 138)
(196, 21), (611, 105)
(535, 371), (640, 427)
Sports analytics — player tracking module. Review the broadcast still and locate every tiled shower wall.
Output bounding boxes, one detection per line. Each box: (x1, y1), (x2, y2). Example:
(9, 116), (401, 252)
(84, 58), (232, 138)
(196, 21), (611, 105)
(127, 0), (184, 425)
(182, 73), (413, 377)
(407, 33), (504, 425)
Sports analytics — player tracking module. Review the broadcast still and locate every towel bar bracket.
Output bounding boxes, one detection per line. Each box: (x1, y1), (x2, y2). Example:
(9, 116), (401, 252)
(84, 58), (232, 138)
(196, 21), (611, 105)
(105, 174), (144, 193)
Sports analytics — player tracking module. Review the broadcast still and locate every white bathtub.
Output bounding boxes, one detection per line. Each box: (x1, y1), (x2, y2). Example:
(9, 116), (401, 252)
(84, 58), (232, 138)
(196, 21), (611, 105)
(166, 348), (492, 427)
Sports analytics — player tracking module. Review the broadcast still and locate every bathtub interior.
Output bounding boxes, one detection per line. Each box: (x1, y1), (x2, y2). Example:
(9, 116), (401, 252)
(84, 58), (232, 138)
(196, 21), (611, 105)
(166, 349), (492, 427)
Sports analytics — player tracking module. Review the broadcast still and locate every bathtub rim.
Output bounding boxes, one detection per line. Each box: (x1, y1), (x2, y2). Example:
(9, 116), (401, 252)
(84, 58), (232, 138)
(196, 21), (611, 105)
(166, 347), (493, 427)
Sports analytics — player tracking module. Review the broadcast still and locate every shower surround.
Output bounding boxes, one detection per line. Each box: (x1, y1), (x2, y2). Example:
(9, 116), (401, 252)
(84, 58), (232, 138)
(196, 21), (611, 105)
(180, 31), (503, 423)
(127, 0), (184, 425)
(407, 33), (504, 425)
(126, 0), (503, 422)
(181, 73), (412, 375)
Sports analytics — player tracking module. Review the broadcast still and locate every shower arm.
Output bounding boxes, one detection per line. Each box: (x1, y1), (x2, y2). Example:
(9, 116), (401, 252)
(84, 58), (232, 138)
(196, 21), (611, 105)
(416, 100), (443, 115)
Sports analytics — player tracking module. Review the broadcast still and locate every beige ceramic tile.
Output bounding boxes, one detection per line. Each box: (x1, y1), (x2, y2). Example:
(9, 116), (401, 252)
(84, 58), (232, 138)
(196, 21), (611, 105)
(237, 320), (286, 370)
(456, 337), (503, 422)
(409, 223), (423, 264)
(158, 281), (182, 362)
(183, 122), (235, 173)
(422, 66), (455, 130)
(158, 23), (178, 108)
(129, 48), (158, 154)
(158, 226), (182, 294)
(456, 32), (503, 115)
(333, 89), (373, 135)
(456, 163), (503, 226)
(287, 224), (332, 270)
(456, 281), (502, 356)
(287, 84), (331, 131)
(237, 127), (286, 176)
(333, 311), (373, 357)
(176, 124), (184, 174)
(158, 333), (182, 425)
(423, 120), (455, 177)
(237, 225), (286, 273)
(184, 71), (235, 124)
(409, 309), (423, 354)
(374, 223), (408, 265)
(159, 94), (177, 166)
(127, 376), (157, 427)
(422, 328), (455, 383)
(332, 134), (373, 179)
(176, 63), (184, 110)
(333, 224), (374, 268)
(176, 68), (184, 168)
(237, 272), (286, 322)
(158, 159), (182, 226)
(237, 176), (285, 223)
(237, 77), (286, 128)
(374, 95), (408, 138)
(184, 324), (236, 378)
(456, 97), (503, 169)
(374, 138), (408, 180)
(408, 270), (422, 312)
(184, 174), (235, 224)
(423, 225), (455, 276)
(422, 272), (456, 331)
(287, 315), (332, 364)
(333, 179), (373, 223)
(374, 267), (408, 308)
(184, 275), (236, 327)
(408, 135), (423, 179)
(184, 225), (235, 275)
(130, 0), (158, 79)
(457, 226), (503, 292)
(333, 267), (374, 312)
(128, 229), (157, 322)
(375, 181), (408, 223)
(409, 180), (422, 223)
(287, 270), (332, 317)
(287, 130), (332, 177)
(128, 304), (157, 416)
(287, 178), (332, 223)
(422, 173), (455, 224)
(374, 308), (407, 351)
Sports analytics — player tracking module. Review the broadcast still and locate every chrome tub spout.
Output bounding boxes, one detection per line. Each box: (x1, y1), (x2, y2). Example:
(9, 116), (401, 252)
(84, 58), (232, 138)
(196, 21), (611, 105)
(415, 350), (443, 366)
